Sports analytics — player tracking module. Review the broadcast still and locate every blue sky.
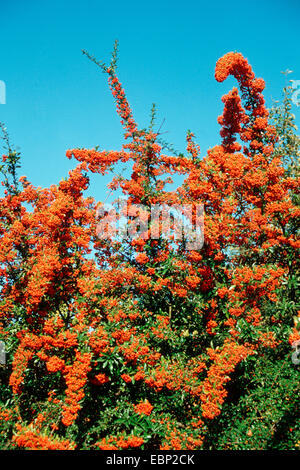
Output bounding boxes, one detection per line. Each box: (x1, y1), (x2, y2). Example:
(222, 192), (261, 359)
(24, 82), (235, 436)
(0, 0), (299, 202)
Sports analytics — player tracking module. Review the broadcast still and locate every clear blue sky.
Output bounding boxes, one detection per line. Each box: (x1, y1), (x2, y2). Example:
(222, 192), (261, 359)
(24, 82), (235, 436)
(1, 0), (299, 202)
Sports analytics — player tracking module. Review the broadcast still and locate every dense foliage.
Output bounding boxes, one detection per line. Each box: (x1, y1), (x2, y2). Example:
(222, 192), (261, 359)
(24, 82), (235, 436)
(0, 46), (299, 450)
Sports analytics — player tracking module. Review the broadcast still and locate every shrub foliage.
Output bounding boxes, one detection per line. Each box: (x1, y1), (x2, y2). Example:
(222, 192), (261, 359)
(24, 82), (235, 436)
(0, 46), (299, 450)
